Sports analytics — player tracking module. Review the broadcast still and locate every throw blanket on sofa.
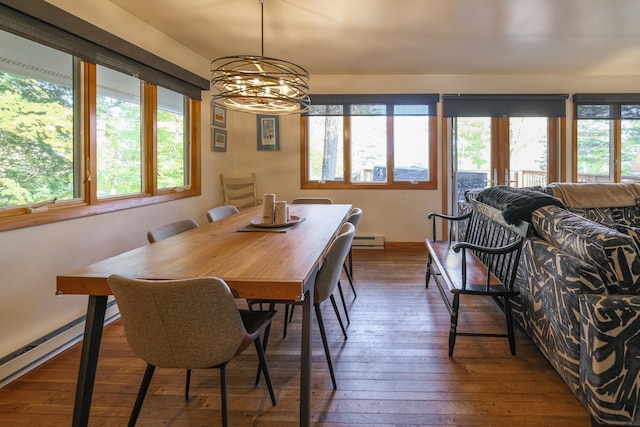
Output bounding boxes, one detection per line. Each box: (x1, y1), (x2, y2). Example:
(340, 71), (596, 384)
(549, 182), (640, 209)
(476, 186), (566, 224)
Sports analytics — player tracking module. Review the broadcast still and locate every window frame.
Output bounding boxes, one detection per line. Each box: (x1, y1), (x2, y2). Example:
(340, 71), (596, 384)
(0, 2), (206, 232)
(300, 94), (439, 190)
(572, 93), (640, 183)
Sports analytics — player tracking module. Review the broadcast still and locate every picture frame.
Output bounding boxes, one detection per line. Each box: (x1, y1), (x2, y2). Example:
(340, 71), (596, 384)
(212, 128), (227, 152)
(257, 115), (280, 151)
(212, 105), (226, 128)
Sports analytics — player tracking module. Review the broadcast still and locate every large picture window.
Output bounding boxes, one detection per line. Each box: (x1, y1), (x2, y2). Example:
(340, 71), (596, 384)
(0, 1), (208, 231)
(301, 94), (438, 189)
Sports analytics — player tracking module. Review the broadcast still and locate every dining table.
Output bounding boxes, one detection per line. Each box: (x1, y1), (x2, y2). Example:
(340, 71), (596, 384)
(56, 203), (352, 427)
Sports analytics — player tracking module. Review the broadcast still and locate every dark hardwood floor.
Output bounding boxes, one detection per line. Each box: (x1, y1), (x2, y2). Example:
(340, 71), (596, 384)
(0, 244), (591, 426)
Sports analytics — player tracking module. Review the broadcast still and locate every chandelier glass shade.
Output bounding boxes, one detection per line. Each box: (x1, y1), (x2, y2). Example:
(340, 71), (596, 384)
(210, 1), (310, 115)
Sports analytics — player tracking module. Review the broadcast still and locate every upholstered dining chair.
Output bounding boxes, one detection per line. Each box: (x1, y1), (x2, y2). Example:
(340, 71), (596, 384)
(255, 222), (355, 389)
(108, 275), (277, 427)
(278, 196), (351, 329)
(343, 207), (363, 297)
(146, 218), (198, 243)
(220, 172), (259, 210)
(206, 205), (239, 222)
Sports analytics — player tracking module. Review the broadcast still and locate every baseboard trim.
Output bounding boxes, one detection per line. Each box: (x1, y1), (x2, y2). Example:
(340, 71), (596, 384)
(0, 300), (120, 387)
(372, 241), (425, 250)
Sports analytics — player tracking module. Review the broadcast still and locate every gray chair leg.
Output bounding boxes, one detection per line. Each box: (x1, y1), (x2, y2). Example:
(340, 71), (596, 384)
(329, 295), (348, 340)
(254, 337), (277, 406)
(220, 365), (228, 427)
(336, 280), (350, 324)
(129, 364), (155, 427)
(342, 262), (357, 297)
(315, 304), (337, 390)
(185, 369), (191, 400)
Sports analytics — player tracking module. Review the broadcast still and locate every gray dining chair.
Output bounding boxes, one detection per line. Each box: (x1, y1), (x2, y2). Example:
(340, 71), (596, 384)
(343, 207), (363, 297)
(288, 196), (352, 324)
(254, 222), (355, 389)
(147, 218), (198, 243)
(206, 205), (239, 222)
(108, 275), (277, 427)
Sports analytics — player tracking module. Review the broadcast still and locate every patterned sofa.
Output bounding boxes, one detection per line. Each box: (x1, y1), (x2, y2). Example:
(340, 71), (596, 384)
(472, 183), (640, 426)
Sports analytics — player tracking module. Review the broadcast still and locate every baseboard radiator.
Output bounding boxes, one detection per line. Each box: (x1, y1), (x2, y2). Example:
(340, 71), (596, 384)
(0, 300), (120, 387)
(352, 234), (384, 249)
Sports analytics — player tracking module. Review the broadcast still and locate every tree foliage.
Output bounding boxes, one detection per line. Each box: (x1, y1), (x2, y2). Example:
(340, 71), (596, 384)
(0, 72), (73, 207)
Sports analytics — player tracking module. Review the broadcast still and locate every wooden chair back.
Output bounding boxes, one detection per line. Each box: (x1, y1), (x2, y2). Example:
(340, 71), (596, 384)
(220, 173), (258, 210)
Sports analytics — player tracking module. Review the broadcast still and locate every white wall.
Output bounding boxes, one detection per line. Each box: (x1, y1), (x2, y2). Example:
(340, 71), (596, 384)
(2, 0), (640, 366)
(0, 0), (222, 359)
(229, 73), (640, 242)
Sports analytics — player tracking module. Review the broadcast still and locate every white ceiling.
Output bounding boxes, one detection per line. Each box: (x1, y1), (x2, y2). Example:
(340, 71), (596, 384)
(108, 0), (640, 76)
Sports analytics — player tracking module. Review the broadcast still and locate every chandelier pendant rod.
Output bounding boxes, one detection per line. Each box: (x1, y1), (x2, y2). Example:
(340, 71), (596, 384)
(210, 0), (310, 114)
(260, 0), (264, 57)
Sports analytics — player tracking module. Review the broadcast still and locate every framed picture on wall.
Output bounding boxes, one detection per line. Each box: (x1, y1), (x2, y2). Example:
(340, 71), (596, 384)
(257, 115), (280, 151)
(212, 128), (227, 152)
(213, 105), (226, 128)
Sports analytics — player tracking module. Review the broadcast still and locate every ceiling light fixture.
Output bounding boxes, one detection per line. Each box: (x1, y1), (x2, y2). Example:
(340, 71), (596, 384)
(210, 0), (310, 115)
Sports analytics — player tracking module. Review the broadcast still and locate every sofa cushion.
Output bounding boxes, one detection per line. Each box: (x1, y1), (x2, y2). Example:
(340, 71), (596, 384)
(568, 207), (616, 227)
(616, 224), (640, 254)
(533, 205), (640, 295)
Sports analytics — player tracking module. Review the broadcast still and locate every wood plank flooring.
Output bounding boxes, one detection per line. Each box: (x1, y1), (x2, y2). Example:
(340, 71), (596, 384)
(0, 244), (591, 426)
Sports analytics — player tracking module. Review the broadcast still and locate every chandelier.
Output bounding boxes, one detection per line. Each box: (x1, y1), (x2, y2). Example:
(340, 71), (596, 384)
(210, 0), (310, 115)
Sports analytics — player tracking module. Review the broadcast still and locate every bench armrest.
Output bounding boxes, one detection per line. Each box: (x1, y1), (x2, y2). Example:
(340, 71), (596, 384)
(454, 238), (523, 255)
(427, 211), (472, 241)
(579, 294), (640, 425)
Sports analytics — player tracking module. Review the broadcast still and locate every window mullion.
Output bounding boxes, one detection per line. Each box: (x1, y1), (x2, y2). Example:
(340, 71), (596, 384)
(188, 99), (201, 194)
(387, 115), (394, 183)
(547, 117), (560, 184)
(144, 83), (157, 195)
(84, 62), (98, 205)
(344, 115), (352, 184)
(613, 119), (622, 182)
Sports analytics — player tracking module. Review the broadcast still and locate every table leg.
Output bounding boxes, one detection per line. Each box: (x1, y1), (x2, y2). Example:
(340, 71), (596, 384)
(72, 295), (108, 427)
(300, 285), (314, 426)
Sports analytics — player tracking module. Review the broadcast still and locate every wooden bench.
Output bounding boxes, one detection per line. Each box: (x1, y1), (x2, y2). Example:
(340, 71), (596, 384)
(425, 199), (529, 356)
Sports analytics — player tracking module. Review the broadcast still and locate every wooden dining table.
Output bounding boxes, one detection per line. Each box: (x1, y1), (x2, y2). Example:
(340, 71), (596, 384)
(56, 203), (352, 427)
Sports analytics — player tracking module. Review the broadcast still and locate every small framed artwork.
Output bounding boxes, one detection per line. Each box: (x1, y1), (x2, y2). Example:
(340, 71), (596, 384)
(257, 115), (280, 151)
(212, 105), (226, 128)
(212, 128), (227, 152)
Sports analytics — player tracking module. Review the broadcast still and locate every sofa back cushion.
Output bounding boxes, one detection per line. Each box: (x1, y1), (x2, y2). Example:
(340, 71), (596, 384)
(532, 205), (640, 294)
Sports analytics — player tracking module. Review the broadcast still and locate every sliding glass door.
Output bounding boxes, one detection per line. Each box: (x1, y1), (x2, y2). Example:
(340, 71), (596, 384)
(445, 94), (567, 215)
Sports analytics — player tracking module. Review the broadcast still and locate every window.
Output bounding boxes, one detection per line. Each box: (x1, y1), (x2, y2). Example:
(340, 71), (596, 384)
(574, 94), (640, 183)
(0, 1), (208, 231)
(443, 94), (568, 212)
(301, 94), (438, 189)
(157, 86), (188, 190)
(0, 31), (77, 208)
(96, 65), (143, 198)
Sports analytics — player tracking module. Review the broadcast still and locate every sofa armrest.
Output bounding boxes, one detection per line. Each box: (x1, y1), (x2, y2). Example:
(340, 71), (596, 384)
(580, 294), (640, 425)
